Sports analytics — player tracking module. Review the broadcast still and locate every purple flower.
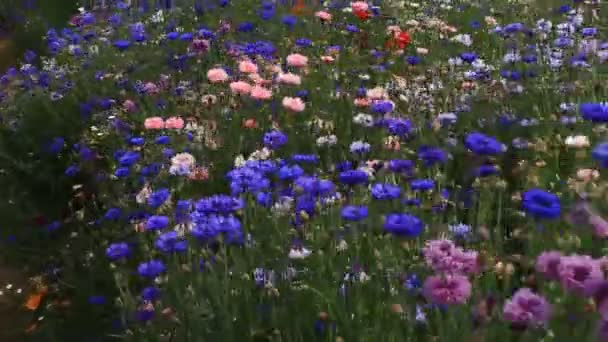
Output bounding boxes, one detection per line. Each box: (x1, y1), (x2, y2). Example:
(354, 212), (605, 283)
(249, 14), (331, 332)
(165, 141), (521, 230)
(423, 275), (472, 305)
(558, 255), (604, 295)
(535, 251), (563, 281)
(503, 288), (551, 328)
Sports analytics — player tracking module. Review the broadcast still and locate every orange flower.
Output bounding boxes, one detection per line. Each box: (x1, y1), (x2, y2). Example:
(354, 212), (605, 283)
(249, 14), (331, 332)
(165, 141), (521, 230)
(24, 293), (44, 311)
(291, 0), (310, 16)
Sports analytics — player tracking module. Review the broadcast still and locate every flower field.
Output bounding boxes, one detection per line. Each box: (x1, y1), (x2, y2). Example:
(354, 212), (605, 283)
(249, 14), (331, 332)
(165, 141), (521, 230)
(0, 0), (607, 340)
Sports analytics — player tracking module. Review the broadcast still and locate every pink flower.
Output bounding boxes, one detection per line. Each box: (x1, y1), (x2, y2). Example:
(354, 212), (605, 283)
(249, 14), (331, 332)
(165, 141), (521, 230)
(321, 56), (335, 63)
(277, 73), (302, 85)
(591, 215), (608, 239)
(422, 239), (478, 275)
(423, 274), (472, 305)
(144, 117), (165, 130)
(229, 81), (252, 95)
(286, 53), (308, 67)
(238, 60), (258, 74)
(165, 117), (184, 129)
(207, 68), (229, 83)
(144, 82), (159, 95)
(535, 251), (563, 281)
(282, 97), (305, 112)
(123, 100), (137, 112)
(315, 11), (332, 21)
(503, 288), (551, 328)
(351, 1), (369, 12)
(354, 98), (369, 107)
(558, 255), (604, 295)
(585, 280), (608, 320)
(250, 86), (273, 100)
(190, 39), (210, 54)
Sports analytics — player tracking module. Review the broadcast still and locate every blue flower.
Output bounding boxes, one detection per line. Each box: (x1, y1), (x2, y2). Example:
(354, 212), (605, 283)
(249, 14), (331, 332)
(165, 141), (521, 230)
(65, 164), (79, 177)
(295, 38), (312, 47)
(104, 208), (122, 221)
(129, 137), (145, 146)
(338, 170), (369, 186)
(195, 195), (244, 215)
(118, 151), (140, 166)
(581, 103), (608, 122)
(278, 165), (304, 181)
(341, 205), (368, 221)
(371, 183), (401, 200)
(460, 52), (478, 63)
(88, 296), (106, 305)
(138, 260), (166, 278)
(256, 192), (273, 207)
(141, 286), (160, 301)
(386, 118), (413, 136)
(371, 100), (394, 114)
(388, 159), (414, 173)
(384, 213), (424, 237)
(418, 146), (447, 166)
(106, 242), (130, 260)
(263, 130), (288, 149)
(449, 223), (471, 238)
(113, 40), (131, 51)
(148, 188), (170, 209)
(282, 15), (297, 27)
(475, 164), (500, 177)
(291, 154), (318, 164)
(155, 231), (187, 253)
(464, 132), (505, 155)
(592, 143), (608, 167)
(237, 22), (254, 32)
(410, 179), (435, 192)
(522, 189), (561, 219)
(145, 215), (170, 230)
(155, 135), (170, 144)
(115, 167), (130, 178)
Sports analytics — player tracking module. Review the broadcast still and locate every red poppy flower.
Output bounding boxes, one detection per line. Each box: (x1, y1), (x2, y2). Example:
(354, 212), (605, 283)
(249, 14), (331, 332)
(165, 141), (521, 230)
(353, 9), (370, 20)
(395, 31), (411, 49)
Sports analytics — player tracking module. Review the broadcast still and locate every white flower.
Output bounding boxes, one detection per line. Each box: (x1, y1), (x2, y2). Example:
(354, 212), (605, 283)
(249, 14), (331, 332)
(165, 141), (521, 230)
(565, 135), (590, 148)
(451, 34), (472, 46)
(234, 155), (246, 168)
(336, 239), (348, 252)
(288, 247), (312, 260)
(136, 185), (152, 204)
(151, 10), (165, 23)
(353, 113), (374, 127)
(171, 152), (196, 168)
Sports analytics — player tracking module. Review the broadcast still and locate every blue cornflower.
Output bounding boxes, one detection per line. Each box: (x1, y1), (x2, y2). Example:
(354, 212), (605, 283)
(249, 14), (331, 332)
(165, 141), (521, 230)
(118, 151), (140, 167)
(138, 260), (166, 278)
(410, 179), (435, 192)
(263, 130), (288, 149)
(282, 15), (297, 27)
(113, 40), (131, 51)
(464, 132), (505, 155)
(104, 208), (122, 221)
(106, 242), (130, 260)
(195, 195), (244, 215)
(155, 231), (187, 253)
(115, 167), (130, 178)
(371, 100), (394, 114)
(418, 146), (448, 166)
(278, 165), (304, 181)
(371, 183), (401, 200)
(592, 142), (608, 167)
(350, 141), (371, 154)
(256, 192), (273, 207)
(388, 159), (414, 173)
(384, 213), (424, 237)
(65, 164), (79, 177)
(460, 52), (478, 63)
(148, 188), (170, 209)
(386, 118), (413, 136)
(145, 215), (170, 230)
(581, 103), (608, 122)
(338, 170), (369, 186)
(522, 189), (561, 219)
(449, 223), (471, 238)
(341, 205), (368, 222)
(141, 286), (160, 301)
(296, 38), (312, 47)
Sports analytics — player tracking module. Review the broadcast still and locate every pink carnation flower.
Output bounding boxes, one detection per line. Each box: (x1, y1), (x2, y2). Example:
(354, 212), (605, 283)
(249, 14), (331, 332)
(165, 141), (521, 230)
(277, 73), (302, 85)
(286, 53), (308, 67)
(207, 68), (229, 83)
(315, 11), (332, 21)
(351, 1), (369, 12)
(250, 86), (273, 100)
(282, 97), (305, 112)
(535, 251), (563, 281)
(165, 117), (184, 129)
(144, 117), (165, 130)
(229, 81), (252, 95)
(503, 288), (551, 329)
(558, 255), (604, 295)
(423, 274), (472, 305)
(238, 60), (258, 74)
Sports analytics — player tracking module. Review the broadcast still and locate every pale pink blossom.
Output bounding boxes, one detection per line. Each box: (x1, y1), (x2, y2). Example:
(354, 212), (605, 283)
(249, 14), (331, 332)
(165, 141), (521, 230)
(229, 81), (252, 95)
(122, 99), (137, 112)
(144, 117), (165, 130)
(282, 97), (305, 112)
(286, 53), (309, 67)
(321, 56), (335, 63)
(144, 82), (159, 95)
(351, 1), (369, 12)
(250, 86), (273, 100)
(207, 68), (229, 83)
(315, 11), (332, 21)
(165, 117), (184, 129)
(577, 168), (600, 182)
(238, 60), (258, 74)
(277, 73), (302, 85)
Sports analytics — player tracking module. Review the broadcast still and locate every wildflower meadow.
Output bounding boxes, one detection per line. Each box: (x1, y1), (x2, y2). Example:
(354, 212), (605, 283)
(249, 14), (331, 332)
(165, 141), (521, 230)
(0, 0), (607, 340)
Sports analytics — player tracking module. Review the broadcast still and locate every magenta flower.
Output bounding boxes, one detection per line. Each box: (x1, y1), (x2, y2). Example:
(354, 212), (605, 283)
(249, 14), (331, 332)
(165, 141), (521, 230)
(535, 251), (563, 281)
(503, 288), (551, 328)
(423, 274), (472, 305)
(585, 280), (608, 320)
(558, 255), (604, 295)
(422, 239), (479, 275)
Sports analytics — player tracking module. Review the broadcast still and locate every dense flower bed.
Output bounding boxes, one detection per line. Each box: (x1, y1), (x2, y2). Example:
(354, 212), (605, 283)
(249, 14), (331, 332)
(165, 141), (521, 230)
(1, 0), (608, 340)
